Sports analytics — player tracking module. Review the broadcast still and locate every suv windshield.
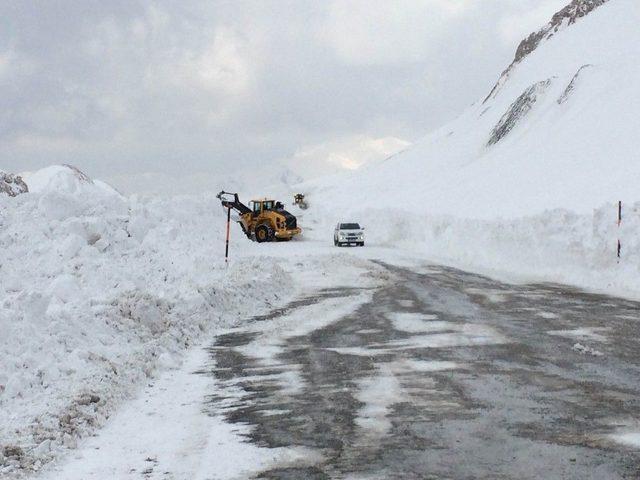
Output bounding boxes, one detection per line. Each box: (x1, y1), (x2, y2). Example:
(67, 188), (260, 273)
(340, 223), (360, 230)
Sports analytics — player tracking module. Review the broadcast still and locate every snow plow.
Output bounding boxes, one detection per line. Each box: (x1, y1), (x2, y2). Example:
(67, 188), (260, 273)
(216, 191), (301, 242)
(293, 193), (308, 209)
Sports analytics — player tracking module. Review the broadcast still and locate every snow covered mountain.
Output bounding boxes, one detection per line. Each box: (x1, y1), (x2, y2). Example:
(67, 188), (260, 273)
(307, 0), (639, 219)
(296, 0), (640, 295)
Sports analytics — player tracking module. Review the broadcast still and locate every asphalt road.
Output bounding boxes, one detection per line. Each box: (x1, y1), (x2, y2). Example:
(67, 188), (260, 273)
(204, 262), (640, 479)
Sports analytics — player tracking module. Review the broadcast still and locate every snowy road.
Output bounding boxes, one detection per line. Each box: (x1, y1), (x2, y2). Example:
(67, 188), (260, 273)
(205, 262), (640, 479)
(41, 258), (640, 479)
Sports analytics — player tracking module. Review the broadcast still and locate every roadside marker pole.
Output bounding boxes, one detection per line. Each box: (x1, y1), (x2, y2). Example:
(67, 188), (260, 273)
(617, 201), (622, 262)
(225, 206), (231, 265)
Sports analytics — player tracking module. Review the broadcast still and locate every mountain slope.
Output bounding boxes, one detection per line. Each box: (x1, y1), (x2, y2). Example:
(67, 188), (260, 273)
(309, 0), (639, 219)
(295, 0), (640, 296)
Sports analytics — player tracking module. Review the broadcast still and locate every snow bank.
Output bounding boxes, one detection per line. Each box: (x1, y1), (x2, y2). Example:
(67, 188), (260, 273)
(303, 201), (640, 297)
(0, 168), (300, 476)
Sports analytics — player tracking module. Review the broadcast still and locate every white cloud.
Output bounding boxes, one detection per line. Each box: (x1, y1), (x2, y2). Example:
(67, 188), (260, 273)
(0, 48), (35, 82)
(284, 135), (411, 178)
(0, 51), (11, 80)
(0, 0), (571, 185)
(498, 0), (570, 46)
(189, 27), (253, 95)
(321, 0), (469, 66)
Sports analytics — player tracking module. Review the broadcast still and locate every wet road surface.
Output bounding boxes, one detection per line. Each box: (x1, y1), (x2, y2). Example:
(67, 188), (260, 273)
(203, 262), (640, 479)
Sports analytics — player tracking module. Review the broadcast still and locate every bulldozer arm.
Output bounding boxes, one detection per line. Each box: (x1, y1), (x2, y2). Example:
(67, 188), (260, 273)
(216, 191), (252, 215)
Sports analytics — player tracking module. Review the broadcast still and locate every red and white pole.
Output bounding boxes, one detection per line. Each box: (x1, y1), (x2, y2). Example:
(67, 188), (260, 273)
(225, 206), (231, 265)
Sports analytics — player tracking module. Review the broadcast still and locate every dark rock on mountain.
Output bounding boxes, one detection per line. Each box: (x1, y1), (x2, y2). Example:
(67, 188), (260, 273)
(557, 64), (593, 104)
(488, 79), (553, 146)
(485, 0), (609, 103)
(0, 172), (29, 197)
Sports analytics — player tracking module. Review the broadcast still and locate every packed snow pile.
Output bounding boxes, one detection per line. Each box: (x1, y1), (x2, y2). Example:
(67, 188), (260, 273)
(0, 166), (301, 475)
(300, 0), (640, 295)
(20, 164), (120, 197)
(0, 172), (29, 197)
(304, 202), (639, 295)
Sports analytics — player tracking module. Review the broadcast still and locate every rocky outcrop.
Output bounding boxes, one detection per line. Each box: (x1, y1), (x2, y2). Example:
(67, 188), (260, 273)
(61, 164), (94, 184)
(0, 172), (29, 197)
(557, 64), (593, 104)
(487, 79), (552, 146)
(484, 0), (609, 103)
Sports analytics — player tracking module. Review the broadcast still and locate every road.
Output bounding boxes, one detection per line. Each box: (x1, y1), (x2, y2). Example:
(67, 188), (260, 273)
(205, 261), (640, 479)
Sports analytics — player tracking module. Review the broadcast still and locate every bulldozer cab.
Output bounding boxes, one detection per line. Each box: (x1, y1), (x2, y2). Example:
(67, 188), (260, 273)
(250, 199), (280, 215)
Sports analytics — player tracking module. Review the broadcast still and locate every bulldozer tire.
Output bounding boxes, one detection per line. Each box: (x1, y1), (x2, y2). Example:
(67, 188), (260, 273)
(255, 224), (274, 243)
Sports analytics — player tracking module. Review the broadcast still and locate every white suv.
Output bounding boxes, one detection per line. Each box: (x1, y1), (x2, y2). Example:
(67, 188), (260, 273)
(334, 222), (365, 247)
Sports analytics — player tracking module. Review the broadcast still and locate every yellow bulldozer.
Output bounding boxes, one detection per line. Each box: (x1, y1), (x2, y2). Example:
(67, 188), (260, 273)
(216, 191), (301, 242)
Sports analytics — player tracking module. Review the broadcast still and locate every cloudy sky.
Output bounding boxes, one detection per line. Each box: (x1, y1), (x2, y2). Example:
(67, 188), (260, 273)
(0, 0), (568, 191)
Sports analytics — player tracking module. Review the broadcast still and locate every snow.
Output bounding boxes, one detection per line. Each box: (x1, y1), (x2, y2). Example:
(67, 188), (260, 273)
(354, 365), (402, 436)
(609, 432), (640, 449)
(234, 290), (377, 367)
(3, 0), (640, 475)
(387, 312), (444, 333)
(353, 359), (461, 439)
(0, 162), (387, 474)
(571, 342), (603, 356)
(328, 322), (507, 356)
(293, 0), (640, 298)
(0, 165), (312, 476)
(0, 162), (392, 476)
(21, 165), (119, 197)
(547, 327), (610, 342)
(36, 347), (324, 480)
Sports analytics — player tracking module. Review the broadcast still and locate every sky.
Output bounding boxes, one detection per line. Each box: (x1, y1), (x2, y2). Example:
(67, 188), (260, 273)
(0, 0), (569, 192)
